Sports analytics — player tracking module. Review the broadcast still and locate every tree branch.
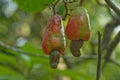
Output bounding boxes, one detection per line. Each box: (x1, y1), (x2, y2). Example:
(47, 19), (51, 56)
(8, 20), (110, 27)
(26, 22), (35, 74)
(0, 41), (98, 69)
(102, 58), (120, 70)
(96, 0), (114, 17)
(0, 62), (23, 75)
(62, 55), (97, 68)
(105, 0), (120, 17)
(105, 31), (120, 60)
(109, 59), (120, 67)
(52, 0), (60, 14)
(102, 31), (120, 70)
(96, 31), (102, 80)
(102, 17), (120, 50)
(0, 47), (16, 57)
(0, 42), (47, 58)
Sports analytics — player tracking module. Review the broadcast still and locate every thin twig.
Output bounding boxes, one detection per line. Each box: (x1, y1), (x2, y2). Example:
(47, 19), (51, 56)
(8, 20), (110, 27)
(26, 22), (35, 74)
(63, 55), (97, 68)
(80, 0), (84, 6)
(96, 31), (101, 80)
(105, 0), (120, 17)
(63, 55), (97, 60)
(52, 0), (60, 14)
(63, 0), (68, 20)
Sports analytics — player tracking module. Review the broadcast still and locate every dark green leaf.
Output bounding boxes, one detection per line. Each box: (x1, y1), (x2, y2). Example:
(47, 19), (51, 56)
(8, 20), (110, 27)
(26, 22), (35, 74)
(14, 0), (55, 12)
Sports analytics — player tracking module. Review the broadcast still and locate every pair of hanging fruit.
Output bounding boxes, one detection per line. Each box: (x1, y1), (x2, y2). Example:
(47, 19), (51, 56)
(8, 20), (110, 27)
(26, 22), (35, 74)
(41, 6), (91, 68)
(41, 14), (66, 68)
(65, 7), (91, 57)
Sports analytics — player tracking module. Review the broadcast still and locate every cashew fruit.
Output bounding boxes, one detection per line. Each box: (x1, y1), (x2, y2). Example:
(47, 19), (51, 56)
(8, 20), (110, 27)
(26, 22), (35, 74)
(65, 7), (90, 57)
(41, 14), (66, 68)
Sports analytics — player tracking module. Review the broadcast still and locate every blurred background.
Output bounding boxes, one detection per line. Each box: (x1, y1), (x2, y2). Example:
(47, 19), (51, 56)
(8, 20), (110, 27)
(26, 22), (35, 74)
(0, 0), (120, 80)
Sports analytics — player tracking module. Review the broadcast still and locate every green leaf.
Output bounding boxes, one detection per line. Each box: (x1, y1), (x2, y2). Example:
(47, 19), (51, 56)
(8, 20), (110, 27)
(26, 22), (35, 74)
(102, 63), (120, 80)
(14, 0), (55, 12)
(41, 67), (93, 80)
(20, 42), (43, 54)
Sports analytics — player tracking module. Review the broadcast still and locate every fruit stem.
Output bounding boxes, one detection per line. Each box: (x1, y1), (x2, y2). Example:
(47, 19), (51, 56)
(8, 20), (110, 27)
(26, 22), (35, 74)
(52, 0), (60, 15)
(63, 0), (68, 20)
(80, 0), (84, 6)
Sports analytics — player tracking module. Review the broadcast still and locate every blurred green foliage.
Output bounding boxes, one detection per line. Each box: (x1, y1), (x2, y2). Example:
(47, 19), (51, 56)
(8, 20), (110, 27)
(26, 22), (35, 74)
(0, 0), (120, 80)
(14, 0), (55, 12)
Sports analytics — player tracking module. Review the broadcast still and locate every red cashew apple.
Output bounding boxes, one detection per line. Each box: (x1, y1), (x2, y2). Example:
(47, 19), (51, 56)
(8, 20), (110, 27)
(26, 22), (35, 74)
(65, 7), (91, 57)
(41, 14), (66, 68)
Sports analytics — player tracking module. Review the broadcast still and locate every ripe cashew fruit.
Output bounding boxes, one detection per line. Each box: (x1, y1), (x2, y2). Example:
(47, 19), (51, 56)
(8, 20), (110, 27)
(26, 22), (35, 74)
(41, 14), (66, 68)
(65, 7), (91, 57)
